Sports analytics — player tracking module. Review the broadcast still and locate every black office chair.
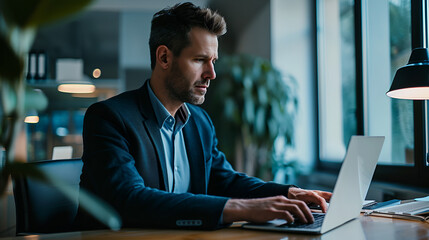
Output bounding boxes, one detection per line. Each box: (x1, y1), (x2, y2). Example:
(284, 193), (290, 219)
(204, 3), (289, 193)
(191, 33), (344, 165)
(12, 158), (83, 235)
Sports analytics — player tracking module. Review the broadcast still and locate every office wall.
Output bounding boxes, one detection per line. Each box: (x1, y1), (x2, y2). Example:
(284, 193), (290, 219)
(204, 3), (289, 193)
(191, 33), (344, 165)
(119, 11), (153, 91)
(120, 12), (152, 69)
(235, 1), (271, 60)
(210, 0), (270, 58)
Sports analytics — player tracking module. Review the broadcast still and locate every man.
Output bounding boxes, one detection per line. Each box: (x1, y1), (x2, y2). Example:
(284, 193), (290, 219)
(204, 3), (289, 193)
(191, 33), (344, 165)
(77, 2), (331, 230)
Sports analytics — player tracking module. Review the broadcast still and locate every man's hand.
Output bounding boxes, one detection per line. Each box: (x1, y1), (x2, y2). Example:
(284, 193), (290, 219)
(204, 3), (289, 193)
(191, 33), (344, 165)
(222, 195), (314, 224)
(222, 188), (332, 225)
(287, 187), (332, 212)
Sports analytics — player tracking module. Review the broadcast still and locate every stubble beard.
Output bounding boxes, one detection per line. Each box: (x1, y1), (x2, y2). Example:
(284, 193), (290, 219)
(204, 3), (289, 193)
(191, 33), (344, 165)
(167, 62), (209, 105)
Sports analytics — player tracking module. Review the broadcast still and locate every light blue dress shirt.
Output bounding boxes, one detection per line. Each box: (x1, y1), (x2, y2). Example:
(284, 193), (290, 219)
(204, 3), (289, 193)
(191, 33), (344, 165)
(147, 82), (191, 193)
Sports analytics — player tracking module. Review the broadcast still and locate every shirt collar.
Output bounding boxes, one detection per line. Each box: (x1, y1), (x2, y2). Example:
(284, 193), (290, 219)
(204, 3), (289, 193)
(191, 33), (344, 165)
(147, 80), (191, 129)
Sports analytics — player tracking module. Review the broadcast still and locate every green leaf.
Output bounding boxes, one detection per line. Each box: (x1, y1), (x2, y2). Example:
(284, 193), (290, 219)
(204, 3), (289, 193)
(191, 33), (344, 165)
(1, 0), (93, 29)
(10, 28), (37, 55)
(224, 98), (236, 119)
(257, 86), (268, 105)
(0, 82), (18, 116)
(0, 34), (23, 81)
(243, 74), (253, 90)
(0, 166), (9, 196)
(268, 118), (278, 139)
(231, 65), (242, 83)
(24, 87), (48, 112)
(243, 96), (255, 123)
(255, 106), (266, 136)
(5, 162), (122, 230)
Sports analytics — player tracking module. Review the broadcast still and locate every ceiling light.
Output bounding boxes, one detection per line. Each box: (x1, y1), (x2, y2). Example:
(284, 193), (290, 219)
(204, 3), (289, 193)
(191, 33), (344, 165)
(58, 81), (96, 94)
(24, 110), (39, 124)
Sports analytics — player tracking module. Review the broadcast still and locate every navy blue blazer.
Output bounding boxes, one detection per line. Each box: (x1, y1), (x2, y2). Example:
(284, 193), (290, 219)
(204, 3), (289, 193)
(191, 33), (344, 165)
(77, 80), (292, 230)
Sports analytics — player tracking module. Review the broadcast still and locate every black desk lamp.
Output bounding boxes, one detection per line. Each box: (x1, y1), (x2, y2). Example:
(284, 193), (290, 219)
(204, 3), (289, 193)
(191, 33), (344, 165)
(387, 48), (429, 99)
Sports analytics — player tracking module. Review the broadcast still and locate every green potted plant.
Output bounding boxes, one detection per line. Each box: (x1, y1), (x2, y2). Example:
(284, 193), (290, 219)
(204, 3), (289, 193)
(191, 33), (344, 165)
(205, 54), (298, 180)
(0, 0), (120, 230)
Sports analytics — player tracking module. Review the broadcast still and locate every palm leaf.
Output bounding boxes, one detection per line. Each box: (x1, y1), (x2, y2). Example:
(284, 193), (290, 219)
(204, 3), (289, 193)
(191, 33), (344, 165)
(0, 34), (22, 82)
(0, 0), (93, 28)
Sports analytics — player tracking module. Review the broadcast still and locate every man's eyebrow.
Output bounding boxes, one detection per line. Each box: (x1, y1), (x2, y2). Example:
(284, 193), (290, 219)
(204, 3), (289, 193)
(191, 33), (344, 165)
(195, 54), (218, 59)
(195, 54), (209, 58)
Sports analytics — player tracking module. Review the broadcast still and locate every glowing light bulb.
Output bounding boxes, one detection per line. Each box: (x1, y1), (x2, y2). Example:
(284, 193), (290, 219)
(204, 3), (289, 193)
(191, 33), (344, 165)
(24, 116), (39, 124)
(93, 68), (101, 78)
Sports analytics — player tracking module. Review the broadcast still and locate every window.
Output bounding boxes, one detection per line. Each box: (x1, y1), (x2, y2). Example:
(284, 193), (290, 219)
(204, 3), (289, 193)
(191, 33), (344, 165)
(388, 0), (413, 165)
(317, 0), (357, 162)
(271, 0), (317, 169)
(316, 0), (429, 187)
(364, 0), (413, 166)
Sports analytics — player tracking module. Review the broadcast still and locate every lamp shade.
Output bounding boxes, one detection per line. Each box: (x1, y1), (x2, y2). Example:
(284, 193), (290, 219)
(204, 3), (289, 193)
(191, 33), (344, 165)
(387, 48), (429, 99)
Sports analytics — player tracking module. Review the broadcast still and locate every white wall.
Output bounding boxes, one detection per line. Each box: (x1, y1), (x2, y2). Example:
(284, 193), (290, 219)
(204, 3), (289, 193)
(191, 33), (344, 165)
(120, 12), (153, 69)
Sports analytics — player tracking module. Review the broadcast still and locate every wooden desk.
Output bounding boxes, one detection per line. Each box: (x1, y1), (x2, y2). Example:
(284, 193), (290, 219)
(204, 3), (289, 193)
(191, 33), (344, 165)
(5, 215), (429, 240)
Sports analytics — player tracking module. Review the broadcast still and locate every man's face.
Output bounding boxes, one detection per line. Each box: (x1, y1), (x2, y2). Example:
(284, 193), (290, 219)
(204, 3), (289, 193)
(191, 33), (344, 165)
(166, 27), (218, 105)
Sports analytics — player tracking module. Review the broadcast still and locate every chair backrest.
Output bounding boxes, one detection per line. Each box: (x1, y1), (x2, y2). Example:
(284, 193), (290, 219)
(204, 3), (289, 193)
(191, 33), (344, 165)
(12, 159), (83, 235)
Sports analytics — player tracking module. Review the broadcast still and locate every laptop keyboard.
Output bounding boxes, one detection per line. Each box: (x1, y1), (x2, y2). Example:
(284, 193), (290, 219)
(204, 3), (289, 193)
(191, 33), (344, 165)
(277, 213), (325, 229)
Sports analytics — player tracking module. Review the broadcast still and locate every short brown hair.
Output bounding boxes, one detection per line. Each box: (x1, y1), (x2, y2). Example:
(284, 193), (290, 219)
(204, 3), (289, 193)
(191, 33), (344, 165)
(149, 2), (227, 70)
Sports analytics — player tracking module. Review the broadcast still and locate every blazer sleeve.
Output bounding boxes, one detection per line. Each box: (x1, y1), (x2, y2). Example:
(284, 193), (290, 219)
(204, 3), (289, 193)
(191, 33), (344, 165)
(79, 102), (229, 230)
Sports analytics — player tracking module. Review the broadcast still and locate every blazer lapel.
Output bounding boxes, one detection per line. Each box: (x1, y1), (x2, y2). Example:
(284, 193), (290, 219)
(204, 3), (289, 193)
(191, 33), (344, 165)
(138, 81), (170, 192)
(183, 117), (207, 194)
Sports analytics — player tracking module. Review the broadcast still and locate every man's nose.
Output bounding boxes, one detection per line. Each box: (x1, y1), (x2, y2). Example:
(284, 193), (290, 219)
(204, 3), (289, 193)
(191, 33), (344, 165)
(203, 62), (216, 80)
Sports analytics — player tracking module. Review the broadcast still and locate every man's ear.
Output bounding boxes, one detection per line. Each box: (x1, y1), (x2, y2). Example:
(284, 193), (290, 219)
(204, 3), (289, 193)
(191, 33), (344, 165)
(156, 45), (171, 70)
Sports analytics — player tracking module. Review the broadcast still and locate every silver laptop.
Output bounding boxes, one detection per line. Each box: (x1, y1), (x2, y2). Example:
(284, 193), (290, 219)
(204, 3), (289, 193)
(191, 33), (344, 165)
(243, 136), (385, 234)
